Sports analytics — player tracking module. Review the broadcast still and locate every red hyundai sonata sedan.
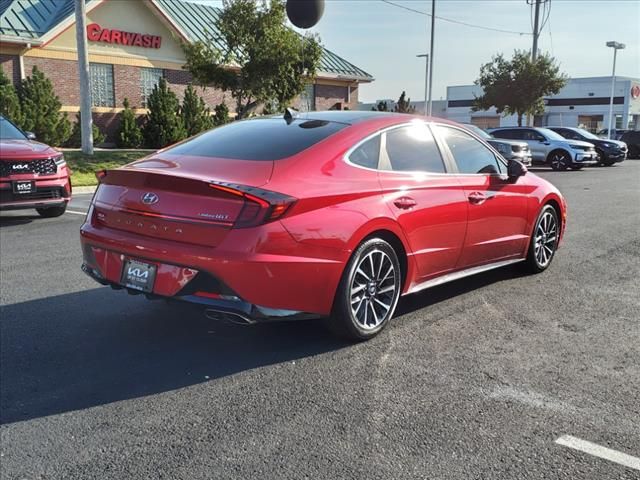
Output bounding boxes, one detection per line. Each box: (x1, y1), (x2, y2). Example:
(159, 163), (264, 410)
(0, 115), (71, 217)
(80, 111), (566, 340)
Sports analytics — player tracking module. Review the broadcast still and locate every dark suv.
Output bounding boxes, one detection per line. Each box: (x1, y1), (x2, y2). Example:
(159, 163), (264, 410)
(548, 127), (627, 166)
(620, 131), (640, 159)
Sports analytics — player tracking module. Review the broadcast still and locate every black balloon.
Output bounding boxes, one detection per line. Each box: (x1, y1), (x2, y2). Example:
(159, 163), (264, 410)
(286, 0), (325, 29)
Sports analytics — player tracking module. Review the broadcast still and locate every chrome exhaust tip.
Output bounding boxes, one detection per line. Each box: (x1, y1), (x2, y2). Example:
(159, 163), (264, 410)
(205, 309), (255, 326)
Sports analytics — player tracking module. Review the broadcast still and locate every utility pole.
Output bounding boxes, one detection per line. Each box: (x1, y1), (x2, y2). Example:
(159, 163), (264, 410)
(416, 54), (429, 116)
(427, 0), (435, 116)
(74, 0), (93, 155)
(527, 0), (543, 126)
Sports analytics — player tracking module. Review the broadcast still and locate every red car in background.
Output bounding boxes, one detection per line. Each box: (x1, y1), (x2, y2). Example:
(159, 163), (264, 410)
(81, 111), (566, 340)
(0, 115), (71, 217)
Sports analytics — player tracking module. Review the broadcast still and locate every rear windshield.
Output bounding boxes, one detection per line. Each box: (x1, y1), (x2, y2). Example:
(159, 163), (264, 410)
(0, 117), (27, 140)
(165, 118), (347, 161)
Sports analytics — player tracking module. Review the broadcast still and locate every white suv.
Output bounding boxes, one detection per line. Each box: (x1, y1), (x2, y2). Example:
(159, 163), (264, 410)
(489, 127), (598, 170)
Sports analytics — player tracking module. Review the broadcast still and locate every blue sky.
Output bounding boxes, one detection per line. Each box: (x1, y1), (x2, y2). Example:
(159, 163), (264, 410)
(191, 0), (640, 103)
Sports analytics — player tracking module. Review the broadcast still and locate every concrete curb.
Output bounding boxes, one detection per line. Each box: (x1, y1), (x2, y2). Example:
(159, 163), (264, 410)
(74, 186), (97, 194)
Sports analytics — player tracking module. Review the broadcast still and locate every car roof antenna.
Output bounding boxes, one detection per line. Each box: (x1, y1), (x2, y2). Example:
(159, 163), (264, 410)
(284, 107), (298, 125)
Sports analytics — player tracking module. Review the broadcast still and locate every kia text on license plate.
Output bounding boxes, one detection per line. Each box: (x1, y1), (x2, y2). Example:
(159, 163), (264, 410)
(121, 259), (157, 293)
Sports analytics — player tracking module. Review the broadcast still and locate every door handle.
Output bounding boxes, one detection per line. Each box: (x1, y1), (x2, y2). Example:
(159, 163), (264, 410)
(468, 191), (486, 205)
(394, 196), (417, 209)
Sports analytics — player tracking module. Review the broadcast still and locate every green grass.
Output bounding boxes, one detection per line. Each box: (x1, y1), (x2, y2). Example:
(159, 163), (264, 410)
(65, 150), (151, 186)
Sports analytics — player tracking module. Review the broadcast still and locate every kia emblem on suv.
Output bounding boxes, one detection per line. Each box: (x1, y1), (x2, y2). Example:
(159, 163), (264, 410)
(141, 192), (159, 205)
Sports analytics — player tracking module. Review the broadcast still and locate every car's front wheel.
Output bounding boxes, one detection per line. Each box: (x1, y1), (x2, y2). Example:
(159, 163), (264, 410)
(36, 204), (67, 218)
(328, 238), (402, 341)
(524, 205), (560, 273)
(548, 150), (570, 171)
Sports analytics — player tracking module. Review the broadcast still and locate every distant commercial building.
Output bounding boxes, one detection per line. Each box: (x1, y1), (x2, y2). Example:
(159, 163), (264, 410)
(0, 0), (373, 141)
(446, 76), (640, 131)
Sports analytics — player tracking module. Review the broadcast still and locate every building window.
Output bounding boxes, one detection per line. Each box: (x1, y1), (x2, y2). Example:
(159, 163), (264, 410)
(301, 83), (315, 111)
(89, 63), (114, 107)
(141, 68), (164, 107)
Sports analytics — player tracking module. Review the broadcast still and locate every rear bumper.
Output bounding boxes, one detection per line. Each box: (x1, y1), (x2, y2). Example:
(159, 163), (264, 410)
(79, 220), (347, 317)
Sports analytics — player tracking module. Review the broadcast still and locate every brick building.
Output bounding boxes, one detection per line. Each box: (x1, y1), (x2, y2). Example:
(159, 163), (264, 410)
(0, 0), (373, 141)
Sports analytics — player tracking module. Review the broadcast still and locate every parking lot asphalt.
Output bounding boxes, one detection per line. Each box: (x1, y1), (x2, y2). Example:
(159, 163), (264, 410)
(1, 163), (639, 479)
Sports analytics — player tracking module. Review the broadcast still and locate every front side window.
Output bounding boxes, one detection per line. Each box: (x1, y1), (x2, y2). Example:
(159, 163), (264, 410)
(89, 63), (114, 107)
(384, 124), (446, 173)
(0, 117), (27, 140)
(436, 125), (503, 175)
(141, 68), (164, 107)
(349, 135), (380, 169)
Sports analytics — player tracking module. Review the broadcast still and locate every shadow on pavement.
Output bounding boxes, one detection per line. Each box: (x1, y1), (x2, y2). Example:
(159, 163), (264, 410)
(0, 214), (37, 227)
(0, 288), (347, 424)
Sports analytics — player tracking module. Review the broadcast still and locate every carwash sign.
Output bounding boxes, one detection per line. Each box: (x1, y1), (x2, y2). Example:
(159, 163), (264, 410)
(87, 23), (162, 49)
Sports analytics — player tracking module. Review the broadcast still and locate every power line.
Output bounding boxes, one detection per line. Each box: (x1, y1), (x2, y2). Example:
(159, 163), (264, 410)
(380, 0), (532, 36)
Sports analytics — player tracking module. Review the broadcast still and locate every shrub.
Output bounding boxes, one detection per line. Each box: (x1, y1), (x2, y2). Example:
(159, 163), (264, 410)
(0, 67), (23, 126)
(142, 78), (186, 149)
(66, 112), (105, 147)
(116, 99), (143, 148)
(213, 103), (230, 126)
(181, 84), (213, 137)
(19, 66), (71, 146)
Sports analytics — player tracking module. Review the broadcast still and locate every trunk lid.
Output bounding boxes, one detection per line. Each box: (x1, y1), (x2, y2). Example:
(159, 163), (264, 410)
(92, 155), (274, 248)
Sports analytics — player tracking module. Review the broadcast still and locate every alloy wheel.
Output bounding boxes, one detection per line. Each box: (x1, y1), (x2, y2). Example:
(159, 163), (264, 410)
(550, 152), (568, 170)
(533, 210), (558, 267)
(349, 249), (397, 330)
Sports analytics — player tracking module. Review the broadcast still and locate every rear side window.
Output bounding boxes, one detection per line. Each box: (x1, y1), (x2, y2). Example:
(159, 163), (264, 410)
(436, 126), (503, 175)
(166, 118), (347, 161)
(349, 135), (380, 169)
(384, 124), (445, 173)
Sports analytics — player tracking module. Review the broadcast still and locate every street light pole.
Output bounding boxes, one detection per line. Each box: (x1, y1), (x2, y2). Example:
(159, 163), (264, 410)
(416, 54), (429, 116)
(427, 0), (435, 116)
(74, 0), (93, 154)
(606, 41), (625, 140)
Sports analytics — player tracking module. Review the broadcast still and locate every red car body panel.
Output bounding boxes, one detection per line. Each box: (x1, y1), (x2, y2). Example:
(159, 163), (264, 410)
(80, 113), (566, 320)
(0, 138), (71, 210)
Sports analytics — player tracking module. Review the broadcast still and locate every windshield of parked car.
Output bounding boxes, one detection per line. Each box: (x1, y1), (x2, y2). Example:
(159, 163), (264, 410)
(464, 124), (492, 140)
(573, 128), (600, 140)
(0, 117), (27, 140)
(537, 128), (567, 141)
(165, 117), (347, 161)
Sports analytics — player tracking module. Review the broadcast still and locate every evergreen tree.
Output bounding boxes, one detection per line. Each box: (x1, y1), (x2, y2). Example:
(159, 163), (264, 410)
(0, 67), (23, 126)
(213, 103), (231, 126)
(116, 98), (143, 148)
(143, 78), (186, 148)
(181, 84), (213, 136)
(371, 100), (388, 112)
(394, 91), (415, 114)
(66, 112), (105, 147)
(19, 66), (71, 146)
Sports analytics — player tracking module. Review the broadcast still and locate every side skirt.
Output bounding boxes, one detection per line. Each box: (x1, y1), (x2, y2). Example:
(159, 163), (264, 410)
(404, 258), (525, 296)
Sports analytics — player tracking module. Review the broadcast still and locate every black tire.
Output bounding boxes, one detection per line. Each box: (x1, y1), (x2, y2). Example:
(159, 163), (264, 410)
(548, 150), (570, 171)
(36, 204), (67, 218)
(327, 238), (402, 341)
(597, 149), (615, 166)
(524, 205), (560, 274)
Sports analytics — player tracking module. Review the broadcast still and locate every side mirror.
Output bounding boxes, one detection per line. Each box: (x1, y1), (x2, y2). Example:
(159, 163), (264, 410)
(25, 131), (36, 140)
(508, 159), (527, 178)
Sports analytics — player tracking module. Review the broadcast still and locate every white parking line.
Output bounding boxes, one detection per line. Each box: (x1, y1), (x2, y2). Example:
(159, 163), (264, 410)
(556, 435), (640, 471)
(66, 210), (87, 216)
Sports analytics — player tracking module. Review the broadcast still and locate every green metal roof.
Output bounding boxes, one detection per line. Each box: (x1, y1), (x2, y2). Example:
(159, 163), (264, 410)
(0, 0), (373, 81)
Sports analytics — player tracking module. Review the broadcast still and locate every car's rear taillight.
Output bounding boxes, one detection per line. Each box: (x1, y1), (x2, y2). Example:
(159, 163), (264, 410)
(208, 181), (296, 228)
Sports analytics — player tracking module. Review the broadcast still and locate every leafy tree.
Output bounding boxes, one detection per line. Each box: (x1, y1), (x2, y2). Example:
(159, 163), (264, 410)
(0, 67), (23, 126)
(394, 91), (415, 113)
(181, 84), (214, 136)
(116, 98), (144, 148)
(213, 103), (231, 126)
(143, 77), (187, 148)
(371, 100), (389, 112)
(19, 66), (71, 146)
(66, 112), (105, 147)
(473, 50), (567, 126)
(181, 0), (323, 119)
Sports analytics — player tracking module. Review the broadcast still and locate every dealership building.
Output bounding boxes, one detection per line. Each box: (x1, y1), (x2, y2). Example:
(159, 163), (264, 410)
(446, 76), (640, 132)
(0, 0), (373, 140)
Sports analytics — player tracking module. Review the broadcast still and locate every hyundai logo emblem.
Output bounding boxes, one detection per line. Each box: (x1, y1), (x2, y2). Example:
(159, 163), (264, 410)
(141, 192), (159, 205)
